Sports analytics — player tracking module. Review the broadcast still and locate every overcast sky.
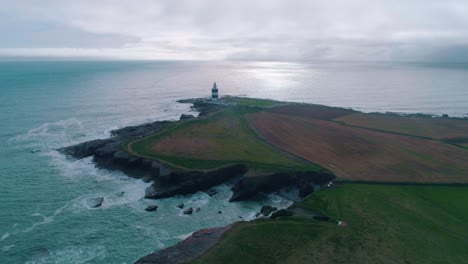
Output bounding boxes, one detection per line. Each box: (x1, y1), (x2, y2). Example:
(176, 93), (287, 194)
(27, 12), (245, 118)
(1, 0), (468, 62)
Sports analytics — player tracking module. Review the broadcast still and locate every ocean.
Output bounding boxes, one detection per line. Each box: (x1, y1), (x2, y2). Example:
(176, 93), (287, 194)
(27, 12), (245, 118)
(1, 60), (467, 263)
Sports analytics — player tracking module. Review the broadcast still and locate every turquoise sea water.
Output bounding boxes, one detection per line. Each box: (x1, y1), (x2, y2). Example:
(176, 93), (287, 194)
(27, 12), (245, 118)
(1, 61), (468, 263)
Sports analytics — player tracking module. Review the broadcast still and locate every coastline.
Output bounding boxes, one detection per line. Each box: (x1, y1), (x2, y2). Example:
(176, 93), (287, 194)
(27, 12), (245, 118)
(57, 96), (468, 263)
(59, 98), (334, 203)
(57, 97), (335, 263)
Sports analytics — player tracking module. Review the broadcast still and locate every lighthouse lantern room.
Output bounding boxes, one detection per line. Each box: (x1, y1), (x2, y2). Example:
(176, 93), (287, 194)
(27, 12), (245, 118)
(211, 82), (219, 101)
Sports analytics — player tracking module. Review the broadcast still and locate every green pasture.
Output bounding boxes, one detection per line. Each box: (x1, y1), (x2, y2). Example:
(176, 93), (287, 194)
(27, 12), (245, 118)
(193, 184), (468, 263)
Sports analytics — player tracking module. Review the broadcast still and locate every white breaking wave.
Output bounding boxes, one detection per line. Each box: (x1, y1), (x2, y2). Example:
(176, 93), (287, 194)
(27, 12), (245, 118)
(1, 245), (15, 252)
(176, 231), (194, 240)
(22, 214), (54, 233)
(22, 198), (72, 234)
(0, 232), (10, 241)
(25, 244), (107, 264)
(8, 118), (86, 148)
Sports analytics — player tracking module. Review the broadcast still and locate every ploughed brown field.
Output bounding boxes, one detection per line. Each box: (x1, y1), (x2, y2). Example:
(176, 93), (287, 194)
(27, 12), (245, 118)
(336, 113), (468, 140)
(247, 106), (468, 183)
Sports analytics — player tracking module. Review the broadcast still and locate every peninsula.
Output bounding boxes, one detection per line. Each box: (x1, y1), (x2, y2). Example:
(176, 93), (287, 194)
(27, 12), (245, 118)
(60, 95), (468, 264)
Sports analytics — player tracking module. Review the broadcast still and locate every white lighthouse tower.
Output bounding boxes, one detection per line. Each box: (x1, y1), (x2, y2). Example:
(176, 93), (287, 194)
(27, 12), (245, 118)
(211, 82), (219, 101)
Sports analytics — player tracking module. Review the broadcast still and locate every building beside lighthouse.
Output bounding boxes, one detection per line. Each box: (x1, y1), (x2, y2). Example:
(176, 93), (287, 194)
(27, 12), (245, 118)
(211, 82), (219, 101)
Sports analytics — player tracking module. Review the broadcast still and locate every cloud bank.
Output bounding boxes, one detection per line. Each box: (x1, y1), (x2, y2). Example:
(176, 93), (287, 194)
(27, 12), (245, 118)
(1, 0), (468, 61)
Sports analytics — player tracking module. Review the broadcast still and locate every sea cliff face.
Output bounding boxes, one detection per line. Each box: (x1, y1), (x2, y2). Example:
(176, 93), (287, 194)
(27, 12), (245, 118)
(59, 129), (333, 202)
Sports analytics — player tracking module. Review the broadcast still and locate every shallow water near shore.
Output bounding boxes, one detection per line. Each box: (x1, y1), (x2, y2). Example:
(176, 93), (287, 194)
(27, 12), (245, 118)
(1, 60), (468, 263)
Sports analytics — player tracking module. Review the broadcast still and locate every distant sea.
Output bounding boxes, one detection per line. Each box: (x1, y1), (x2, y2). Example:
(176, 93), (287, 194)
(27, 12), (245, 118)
(1, 60), (467, 263)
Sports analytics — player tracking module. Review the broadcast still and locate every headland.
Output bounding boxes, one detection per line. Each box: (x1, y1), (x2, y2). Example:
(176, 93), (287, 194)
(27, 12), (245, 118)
(59, 96), (468, 263)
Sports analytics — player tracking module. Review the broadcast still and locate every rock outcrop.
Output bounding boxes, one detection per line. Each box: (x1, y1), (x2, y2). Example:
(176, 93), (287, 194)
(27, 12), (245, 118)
(144, 164), (248, 199)
(270, 209), (294, 218)
(88, 197), (104, 208)
(230, 171), (334, 202)
(145, 205), (158, 212)
(135, 225), (233, 264)
(180, 114), (195, 120)
(260, 205), (278, 216)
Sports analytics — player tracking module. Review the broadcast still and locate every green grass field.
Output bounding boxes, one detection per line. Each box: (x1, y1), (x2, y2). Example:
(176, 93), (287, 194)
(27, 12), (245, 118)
(192, 184), (468, 264)
(223, 96), (286, 107)
(127, 107), (320, 171)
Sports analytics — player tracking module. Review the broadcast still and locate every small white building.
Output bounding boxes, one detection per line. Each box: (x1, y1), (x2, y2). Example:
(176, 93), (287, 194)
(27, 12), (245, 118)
(211, 82), (219, 101)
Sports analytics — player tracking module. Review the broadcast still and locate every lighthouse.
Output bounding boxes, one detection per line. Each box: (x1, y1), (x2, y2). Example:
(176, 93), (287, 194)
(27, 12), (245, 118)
(211, 82), (219, 101)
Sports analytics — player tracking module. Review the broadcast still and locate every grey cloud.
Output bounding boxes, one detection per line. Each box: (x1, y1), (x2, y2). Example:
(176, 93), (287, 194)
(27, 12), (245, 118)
(0, 0), (467, 62)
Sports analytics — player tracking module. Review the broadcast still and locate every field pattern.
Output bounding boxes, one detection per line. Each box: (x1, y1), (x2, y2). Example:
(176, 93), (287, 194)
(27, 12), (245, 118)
(336, 113), (468, 139)
(247, 111), (468, 182)
(129, 108), (319, 171)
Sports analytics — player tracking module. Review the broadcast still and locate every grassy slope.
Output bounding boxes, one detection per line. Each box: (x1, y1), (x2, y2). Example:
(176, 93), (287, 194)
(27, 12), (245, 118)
(192, 184), (468, 264)
(128, 107), (319, 171)
(224, 97), (286, 107)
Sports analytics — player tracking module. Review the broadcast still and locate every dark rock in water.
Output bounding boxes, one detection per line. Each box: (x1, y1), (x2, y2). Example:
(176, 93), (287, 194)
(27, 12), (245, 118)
(260, 205), (278, 216)
(206, 189), (218, 196)
(195, 207), (201, 212)
(145, 205), (159, 212)
(135, 225), (232, 264)
(177, 203), (184, 209)
(218, 211), (222, 214)
(31, 247), (51, 260)
(117, 191), (125, 197)
(270, 209), (293, 219)
(59, 138), (114, 159)
(180, 114), (195, 120)
(183, 208), (193, 215)
(88, 197), (104, 208)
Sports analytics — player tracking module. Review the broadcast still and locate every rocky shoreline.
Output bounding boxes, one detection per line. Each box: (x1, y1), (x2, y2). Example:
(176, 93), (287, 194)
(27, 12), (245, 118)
(57, 99), (335, 264)
(59, 100), (334, 202)
(135, 225), (233, 264)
